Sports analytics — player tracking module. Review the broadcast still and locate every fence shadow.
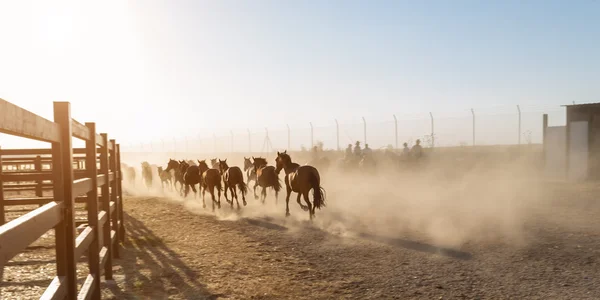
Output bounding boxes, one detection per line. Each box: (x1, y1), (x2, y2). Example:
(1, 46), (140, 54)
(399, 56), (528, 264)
(104, 212), (224, 300)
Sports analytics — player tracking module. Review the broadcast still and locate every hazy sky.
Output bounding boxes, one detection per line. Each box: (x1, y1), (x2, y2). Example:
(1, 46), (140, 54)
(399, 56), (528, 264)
(0, 0), (598, 150)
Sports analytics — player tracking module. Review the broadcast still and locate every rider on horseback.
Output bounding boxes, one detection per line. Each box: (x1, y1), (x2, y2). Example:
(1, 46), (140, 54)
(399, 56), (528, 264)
(411, 139), (423, 159)
(345, 144), (353, 159)
(353, 141), (362, 159)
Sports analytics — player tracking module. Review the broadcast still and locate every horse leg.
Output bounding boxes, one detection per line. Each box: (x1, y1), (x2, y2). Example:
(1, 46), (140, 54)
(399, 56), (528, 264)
(217, 183), (222, 209)
(233, 186), (240, 209)
(285, 186), (292, 217)
(239, 183), (247, 206)
(253, 181), (259, 200)
(184, 184), (190, 198)
(261, 186), (267, 204)
(210, 185), (218, 211)
(302, 191), (314, 220)
(201, 184), (207, 208)
(296, 192), (308, 211)
(191, 184), (197, 199)
(223, 181), (230, 202)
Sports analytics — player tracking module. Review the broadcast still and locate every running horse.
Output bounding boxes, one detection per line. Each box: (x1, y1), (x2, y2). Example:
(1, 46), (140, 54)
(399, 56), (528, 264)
(141, 161), (153, 190)
(244, 157), (257, 187)
(173, 160), (201, 199)
(275, 150), (326, 220)
(164, 159), (185, 196)
(157, 166), (173, 191)
(198, 159), (223, 211)
(252, 157), (282, 204)
(218, 159), (248, 209)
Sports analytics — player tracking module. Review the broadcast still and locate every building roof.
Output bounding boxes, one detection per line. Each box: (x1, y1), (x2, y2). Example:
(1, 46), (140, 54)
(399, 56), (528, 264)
(561, 102), (600, 108)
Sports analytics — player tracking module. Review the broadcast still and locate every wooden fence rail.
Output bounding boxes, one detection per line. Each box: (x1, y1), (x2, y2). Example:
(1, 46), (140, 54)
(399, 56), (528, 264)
(0, 98), (124, 300)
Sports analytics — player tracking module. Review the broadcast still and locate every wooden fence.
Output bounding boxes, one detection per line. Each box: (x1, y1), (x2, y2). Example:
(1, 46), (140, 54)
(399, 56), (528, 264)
(0, 99), (124, 299)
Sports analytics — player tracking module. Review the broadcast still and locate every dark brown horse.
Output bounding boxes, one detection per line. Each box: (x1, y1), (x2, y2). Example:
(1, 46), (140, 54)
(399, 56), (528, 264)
(252, 156), (282, 204)
(244, 157), (257, 186)
(164, 159), (185, 196)
(218, 159), (248, 209)
(177, 160), (201, 198)
(275, 150), (326, 220)
(198, 159), (222, 211)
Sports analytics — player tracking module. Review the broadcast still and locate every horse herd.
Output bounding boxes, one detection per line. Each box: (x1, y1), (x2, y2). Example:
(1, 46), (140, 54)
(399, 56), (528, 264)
(122, 151), (326, 220)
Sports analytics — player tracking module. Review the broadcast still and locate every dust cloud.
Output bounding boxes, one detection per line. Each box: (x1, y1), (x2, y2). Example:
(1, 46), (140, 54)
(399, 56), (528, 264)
(120, 148), (545, 250)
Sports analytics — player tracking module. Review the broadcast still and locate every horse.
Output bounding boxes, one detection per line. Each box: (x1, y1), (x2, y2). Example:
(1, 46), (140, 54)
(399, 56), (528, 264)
(164, 159), (185, 195)
(275, 150), (326, 220)
(252, 157), (282, 204)
(218, 159), (248, 209)
(244, 157), (257, 186)
(141, 161), (153, 190)
(210, 158), (219, 169)
(178, 160), (201, 199)
(157, 166), (173, 191)
(198, 159), (222, 211)
(121, 163), (136, 186)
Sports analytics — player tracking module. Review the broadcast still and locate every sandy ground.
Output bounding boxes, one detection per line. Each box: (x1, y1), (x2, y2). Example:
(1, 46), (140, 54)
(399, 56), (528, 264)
(2, 156), (600, 299)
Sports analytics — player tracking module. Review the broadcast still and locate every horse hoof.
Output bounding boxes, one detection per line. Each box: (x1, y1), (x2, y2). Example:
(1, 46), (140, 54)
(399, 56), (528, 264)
(286, 212), (290, 217)
(243, 201), (247, 206)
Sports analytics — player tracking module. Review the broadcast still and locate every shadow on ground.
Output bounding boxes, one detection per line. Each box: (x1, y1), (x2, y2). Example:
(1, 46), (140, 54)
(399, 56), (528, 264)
(358, 232), (473, 260)
(103, 212), (224, 300)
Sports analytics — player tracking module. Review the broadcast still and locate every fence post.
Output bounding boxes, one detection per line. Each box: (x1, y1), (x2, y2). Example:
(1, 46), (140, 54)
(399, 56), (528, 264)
(517, 105), (522, 145)
(310, 122), (314, 149)
(471, 109), (475, 146)
(84, 122), (101, 299)
(335, 119), (340, 151)
(116, 144), (125, 242)
(0, 146), (4, 225)
(430, 112), (435, 148)
(109, 139), (120, 259)
(99, 133), (113, 280)
(393, 115), (398, 149)
(362, 117), (367, 145)
(34, 155), (43, 199)
(53, 101), (78, 299)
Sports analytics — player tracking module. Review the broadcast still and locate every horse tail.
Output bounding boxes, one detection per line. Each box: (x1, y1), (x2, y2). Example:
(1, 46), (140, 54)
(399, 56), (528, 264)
(310, 169), (326, 209)
(238, 180), (248, 196)
(271, 169), (282, 194)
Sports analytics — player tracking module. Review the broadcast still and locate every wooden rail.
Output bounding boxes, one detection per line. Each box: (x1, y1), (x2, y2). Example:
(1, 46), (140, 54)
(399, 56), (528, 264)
(0, 98), (124, 300)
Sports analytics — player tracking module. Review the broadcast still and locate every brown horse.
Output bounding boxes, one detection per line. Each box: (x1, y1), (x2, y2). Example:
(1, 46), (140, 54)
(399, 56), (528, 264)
(198, 159), (222, 211)
(164, 159), (185, 196)
(252, 157), (282, 204)
(218, 159), (248, 209)
(244, 157), (257, 186)
(275, 150), (326, 220)
(157, 166), (173, 191)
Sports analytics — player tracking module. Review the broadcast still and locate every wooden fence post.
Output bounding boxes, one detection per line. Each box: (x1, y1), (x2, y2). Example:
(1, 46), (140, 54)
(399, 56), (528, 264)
(85, 122), (102, 299)
(99, 133), (113, 280)
(109, 139), (120, 258)
(53, 101), (78, 299)
(0, 146), (5, 225)
(34, 155), (43, 197)
(116, 144), (125, 242)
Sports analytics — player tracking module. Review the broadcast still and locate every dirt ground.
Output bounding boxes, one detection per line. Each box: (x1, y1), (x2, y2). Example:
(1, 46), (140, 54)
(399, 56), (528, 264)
(2, 170), (600, 299)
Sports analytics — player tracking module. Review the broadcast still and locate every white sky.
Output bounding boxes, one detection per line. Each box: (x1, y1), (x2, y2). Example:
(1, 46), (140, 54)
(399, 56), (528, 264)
(1, 1), (590, 150)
